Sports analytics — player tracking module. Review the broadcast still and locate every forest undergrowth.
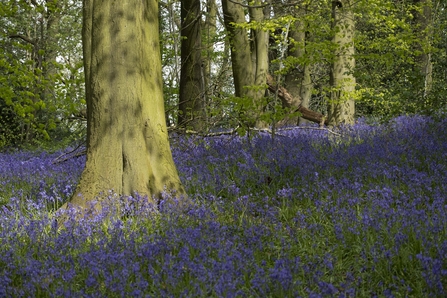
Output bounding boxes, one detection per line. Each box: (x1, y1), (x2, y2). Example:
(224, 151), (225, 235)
(1, 115), (446, 297)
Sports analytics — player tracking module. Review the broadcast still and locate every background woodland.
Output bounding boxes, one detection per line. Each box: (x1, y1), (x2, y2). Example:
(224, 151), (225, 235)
(1, 0), (446, 149)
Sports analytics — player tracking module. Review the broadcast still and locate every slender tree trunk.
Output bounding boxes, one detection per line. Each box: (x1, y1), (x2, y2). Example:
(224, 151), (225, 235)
(285, 8), (312, 126)
(222, 0), (254, 97)
(250, 1), (270, 128)
(162, 1), (181, 127)
(64, 0), (185, 211)
(222, 0), (269, 128)
(412, 0), (433, 97)
(42, 0), (60, 103)
(249, 2), (269, 92)
(328, 0), (356, 126)
(203, 0), (217, 100)
(179, 0), (205, 130)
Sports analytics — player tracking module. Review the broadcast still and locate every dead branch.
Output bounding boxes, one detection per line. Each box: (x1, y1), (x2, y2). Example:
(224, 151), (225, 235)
(266, 74), (328, 126)
(8, 34), (36, 45)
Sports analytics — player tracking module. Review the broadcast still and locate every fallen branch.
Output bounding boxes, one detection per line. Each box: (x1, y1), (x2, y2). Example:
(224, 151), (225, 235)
(266, 74), (328, 126)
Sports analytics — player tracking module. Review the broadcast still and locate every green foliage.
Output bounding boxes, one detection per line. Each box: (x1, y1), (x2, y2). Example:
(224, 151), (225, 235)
(0, 0), (85, 150)
(233, 15), (295, 33)
(1, 0), (447, 143)
(266, 0), (447, 122)
(354, 0), (446, 119)
(101, 0), (447, 129)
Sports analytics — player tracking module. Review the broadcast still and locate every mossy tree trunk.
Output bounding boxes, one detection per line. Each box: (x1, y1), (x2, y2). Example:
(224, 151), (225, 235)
(64, 0), (185, 210)
(328, 0), (356, 126)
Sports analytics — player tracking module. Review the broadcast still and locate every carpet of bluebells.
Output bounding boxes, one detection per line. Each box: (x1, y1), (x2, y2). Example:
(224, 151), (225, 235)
(1, 115), (447, 297)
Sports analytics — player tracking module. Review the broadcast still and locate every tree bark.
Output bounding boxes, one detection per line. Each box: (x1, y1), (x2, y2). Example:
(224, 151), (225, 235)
(328, 0), (356, 126)
(63, 0), (186, 211)
(179, 0), (205, 130)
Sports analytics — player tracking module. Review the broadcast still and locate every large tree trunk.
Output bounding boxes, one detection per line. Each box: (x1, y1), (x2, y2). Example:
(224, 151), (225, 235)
(178, 0), (205, 130)
(328, 0), (356, 126)
(222, 0), (269, 128)
(64, 0), (185, 210)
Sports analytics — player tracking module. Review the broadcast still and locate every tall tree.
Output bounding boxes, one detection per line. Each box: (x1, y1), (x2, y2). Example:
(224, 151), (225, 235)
(159, 0), (181, 127)
(222, 0), (270, 128)
(202, 0), (217, 99)
(328, 0), (356, 125)
(63, 0), (186, 210)
(178, 0), (205, 130)
(412, 0), (433, 97)
(285, 7), (312, 125)
(202, 0), (218, 125)
(41, 0), (61, 102)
